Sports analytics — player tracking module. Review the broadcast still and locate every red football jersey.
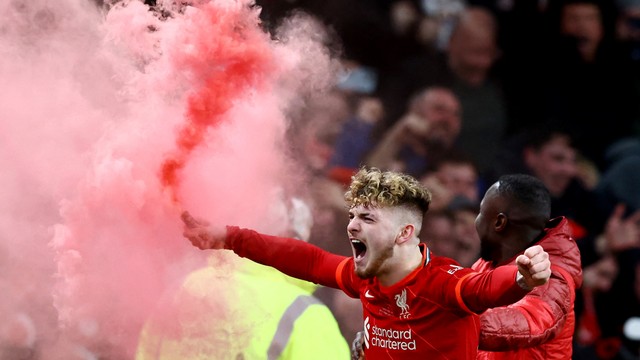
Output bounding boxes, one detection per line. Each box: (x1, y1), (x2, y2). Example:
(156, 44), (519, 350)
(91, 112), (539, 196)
(337, 244), (483, 359)
(228, 228), (527, 360)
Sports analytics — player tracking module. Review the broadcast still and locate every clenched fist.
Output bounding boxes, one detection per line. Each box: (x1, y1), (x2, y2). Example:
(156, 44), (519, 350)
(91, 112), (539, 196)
(515, 245), (551, 290)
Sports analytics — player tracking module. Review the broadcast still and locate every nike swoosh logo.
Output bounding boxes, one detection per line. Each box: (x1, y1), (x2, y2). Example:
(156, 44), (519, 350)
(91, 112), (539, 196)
(365, 290), (374, 298)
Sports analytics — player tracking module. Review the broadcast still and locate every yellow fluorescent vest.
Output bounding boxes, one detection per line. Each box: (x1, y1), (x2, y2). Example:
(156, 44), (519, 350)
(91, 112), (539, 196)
(136, 253), (349, 360)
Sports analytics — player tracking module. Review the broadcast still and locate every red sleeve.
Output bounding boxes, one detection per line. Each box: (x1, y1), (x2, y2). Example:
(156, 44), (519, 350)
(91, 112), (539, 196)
(478, 268), (575, 350)
(226, 226), (348, 288)
(458, 265), (530, 314)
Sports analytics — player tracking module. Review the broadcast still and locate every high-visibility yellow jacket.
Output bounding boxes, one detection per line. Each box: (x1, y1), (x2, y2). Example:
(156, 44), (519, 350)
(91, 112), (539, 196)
(136, 253), (349, 360)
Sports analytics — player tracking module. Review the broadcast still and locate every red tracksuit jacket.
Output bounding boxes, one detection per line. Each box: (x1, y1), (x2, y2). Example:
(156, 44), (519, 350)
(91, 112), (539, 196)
(474, 217), (582, 360)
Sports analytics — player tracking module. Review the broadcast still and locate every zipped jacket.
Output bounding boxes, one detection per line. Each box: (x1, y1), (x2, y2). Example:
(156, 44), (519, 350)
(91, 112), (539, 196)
(474, 217), (583, 360)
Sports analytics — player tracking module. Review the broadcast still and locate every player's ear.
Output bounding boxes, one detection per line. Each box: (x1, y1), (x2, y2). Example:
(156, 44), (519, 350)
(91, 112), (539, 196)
(495, 213), (508, 232)
(397, 224), (415, 244)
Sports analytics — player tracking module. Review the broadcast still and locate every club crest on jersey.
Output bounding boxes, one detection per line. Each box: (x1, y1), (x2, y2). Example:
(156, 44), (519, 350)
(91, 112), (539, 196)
(447, 265), (464, 274)
(395, 288), (411, 319)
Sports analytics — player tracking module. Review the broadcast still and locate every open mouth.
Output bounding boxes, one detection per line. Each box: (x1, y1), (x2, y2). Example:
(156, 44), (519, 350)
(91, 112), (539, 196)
(351, 239), (367, 260)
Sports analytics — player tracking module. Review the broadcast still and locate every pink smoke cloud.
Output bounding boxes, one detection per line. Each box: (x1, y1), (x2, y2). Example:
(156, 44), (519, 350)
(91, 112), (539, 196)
(0, 0), (339, 358)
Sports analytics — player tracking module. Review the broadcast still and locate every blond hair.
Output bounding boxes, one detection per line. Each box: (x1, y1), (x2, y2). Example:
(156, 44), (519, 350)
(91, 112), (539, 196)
(345, 167), (431, 214)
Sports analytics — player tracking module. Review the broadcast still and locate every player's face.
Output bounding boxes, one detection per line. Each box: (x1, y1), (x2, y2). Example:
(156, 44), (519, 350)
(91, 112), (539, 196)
(475, 183), (500, 261)
(347, 205), (399, 279)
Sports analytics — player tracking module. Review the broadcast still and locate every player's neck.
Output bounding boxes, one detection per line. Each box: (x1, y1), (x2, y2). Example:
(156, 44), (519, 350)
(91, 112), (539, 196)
(379, 244), (423, 287)
(497, 235), (535, 264)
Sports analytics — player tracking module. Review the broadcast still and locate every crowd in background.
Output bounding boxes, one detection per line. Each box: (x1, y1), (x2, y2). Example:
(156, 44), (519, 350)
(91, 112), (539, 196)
(254, 0), (640, 358)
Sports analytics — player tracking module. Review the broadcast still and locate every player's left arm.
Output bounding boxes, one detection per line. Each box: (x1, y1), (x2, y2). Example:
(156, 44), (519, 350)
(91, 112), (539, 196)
(457, 245), (551, 313)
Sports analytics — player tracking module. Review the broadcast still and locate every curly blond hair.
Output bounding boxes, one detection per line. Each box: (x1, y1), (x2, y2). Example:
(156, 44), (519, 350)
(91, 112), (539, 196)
(345, 167), (431, 214)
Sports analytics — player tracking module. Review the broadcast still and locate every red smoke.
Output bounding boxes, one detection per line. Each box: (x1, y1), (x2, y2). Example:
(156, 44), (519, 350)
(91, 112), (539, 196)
(160, 2), (276, 204)
(1, 0), (337, 358)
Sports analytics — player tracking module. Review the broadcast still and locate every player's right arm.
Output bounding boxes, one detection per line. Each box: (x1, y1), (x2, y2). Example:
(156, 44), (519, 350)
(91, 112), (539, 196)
(181, 211), (348, 289)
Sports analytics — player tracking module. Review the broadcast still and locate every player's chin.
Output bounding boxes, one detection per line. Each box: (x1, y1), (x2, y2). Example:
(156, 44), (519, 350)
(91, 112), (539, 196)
(354, 264), (372, 279)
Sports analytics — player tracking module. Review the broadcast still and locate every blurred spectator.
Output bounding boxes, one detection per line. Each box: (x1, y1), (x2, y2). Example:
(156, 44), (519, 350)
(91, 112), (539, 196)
(485, 126), (602, 239)
(522, 129), (593, 197)
(595, 137), (640, 217)
(398, 0), (467, 55)
(449, 197), (482, 268)
(574, 208), (640, 359)
(468, 0), (549, 54)
(616, 0), (640, 62)
(571, 137), (640, 358)
(286, 90), (350, 176)
(421, 210), (456, 259)
(537, 0), (639, 170)
(378, 5), (508, 175)
(299, 87), (381, 256)
(420, 197), (480, 268)
(446, 6), (500, 88)
(419, 150), (481, 211)
(616, 0), (640, 110)
(609, 249), (640, 358)
(326, 94), (385, 185)
(366, 86), (462, 177)
(136, 195), (350, 360)
(255, 0), (427, 85)
(446, 5), (507, 175)
(327, 290), (363, 347)
(469, 0), (551, 136)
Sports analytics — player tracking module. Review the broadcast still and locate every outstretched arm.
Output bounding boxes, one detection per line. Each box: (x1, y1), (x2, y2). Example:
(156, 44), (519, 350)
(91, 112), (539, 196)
(181, 211), (348, 289)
